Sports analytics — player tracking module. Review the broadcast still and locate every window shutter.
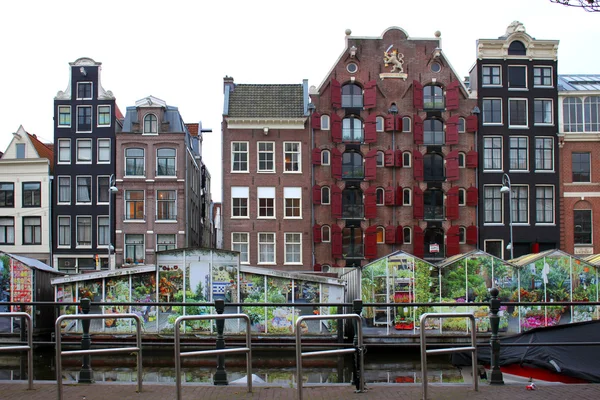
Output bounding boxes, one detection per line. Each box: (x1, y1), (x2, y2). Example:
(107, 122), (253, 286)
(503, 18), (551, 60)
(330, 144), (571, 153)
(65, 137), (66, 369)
(466, 150), (478, 169)
(466, 225), (477, 245)
(364, 113), (377, 143)
(364, 149), (377, 181)
(311, 112), (321, 130)
(331, 185), (342, 219)
(531, 242), (540, 253)
(364, 186), (377, 219)
(413, 186), (424, 219)
(312, 184), (322, 205)
(446, 186), (459, 221)
(395, 185), (403, 206)
(395, 150), (403, 167)
(312, 148), (322, 165)
(413, 114), (424, 144)
(364, 226), (378, 259)
(331, 224), (342, 258)
(384, 150), (395, 167)
(445, 81), (460, 111)
(363, 80), (377, 109)
(313, 263), (322, 272)
(385, 225), (396, 244)
(395, 225), (404, 243)
(331, 148), (342, 179)
(413, 80), (423, 109)
(331, 79), (341, 109)
(396, 115), (403, 132)
(446, 225), (460, 256)
(385, 185), (395, 206)
(413, 151), (424, 181)
(313, 224), (322, 243)
(466, 115), (478, 133)
(445, 115), (459, 145)
(446, 150), (459, 182)
(466, 186), (478, 206)
(413, 225), (424, 259)
(331, 113), (342, 142)
(384, 115), (395, 132)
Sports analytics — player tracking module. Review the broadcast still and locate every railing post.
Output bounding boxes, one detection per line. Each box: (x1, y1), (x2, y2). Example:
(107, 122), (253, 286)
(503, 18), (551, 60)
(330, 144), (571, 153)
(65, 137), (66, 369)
(488, 287), (504, 385)
(213, 299), (228, 385)
(352, 299), (363, 391)
(78, 298), (93, 383)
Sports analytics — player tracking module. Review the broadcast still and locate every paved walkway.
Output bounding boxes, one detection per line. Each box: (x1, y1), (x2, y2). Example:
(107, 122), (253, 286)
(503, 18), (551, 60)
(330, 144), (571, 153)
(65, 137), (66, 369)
(1, 381), (599, 400)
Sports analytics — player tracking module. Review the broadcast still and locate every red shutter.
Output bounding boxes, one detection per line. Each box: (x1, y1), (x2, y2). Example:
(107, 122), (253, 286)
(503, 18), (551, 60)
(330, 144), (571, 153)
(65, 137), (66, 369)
(364, 226), (378, 259)
(532, 242), (540, 253)
(466, 150), (478, 169)
(331, 79), (341, 109)
(364, 113), (377, 144)
(313, 224), (322, 243)
(413, 80), (423, 109)
(312, 148), (322, 165)
(413, 114), (423, 144)
(446, 186), (459, 221)
(413, 151), (424, 181)
(313, 264), (322, 272)
(395, 149), (403, 167)
(413, 186), (424, 219)
(385, 186), (395, 206)
(445, 81), (460, 111)
(396, 185), (403, 206)
(466, 186), (478, 206)
(385, 225), (396, 244)
(364, 149), (377, 181)
(466, 115), (478, 133)
(446, 225), (460, 257)
(446, 150), (459, 182)
(384, 149), (395, 167)
(331, 148), (342, 179)
(396, 115), (403, 132)
(331, 185), (342, 219)
(364, 186), (377, 219)
(396, 225), (404, 243)
(466, 225), (477, 245)
(445, 115), (459, 145)
(413, 225), (424, 259)
(311, 112), (321, 130)
(384, 115), (394, 132)
(363, 80), (377, 109)
(312, 184), (322, 205)
(331, 224), (342, 258)
(331, 113), (342, 142)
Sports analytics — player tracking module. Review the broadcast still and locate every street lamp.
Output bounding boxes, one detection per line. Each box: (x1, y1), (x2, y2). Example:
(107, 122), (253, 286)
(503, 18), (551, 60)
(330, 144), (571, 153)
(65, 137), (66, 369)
(500, 173), (513, 259)
(108, 174), (118, 269)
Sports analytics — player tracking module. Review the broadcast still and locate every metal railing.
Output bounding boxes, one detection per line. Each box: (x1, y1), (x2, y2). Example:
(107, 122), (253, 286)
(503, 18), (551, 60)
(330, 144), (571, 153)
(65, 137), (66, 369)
(55, 313), (143, 400)
(420, 312), (477, 400)
(295, 313), (365, 400)
(174, 313), (252, 400)
(0, 312), (33, 389)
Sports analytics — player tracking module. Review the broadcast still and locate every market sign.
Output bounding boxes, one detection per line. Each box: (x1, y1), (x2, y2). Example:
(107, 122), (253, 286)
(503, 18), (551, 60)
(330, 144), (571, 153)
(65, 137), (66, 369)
(429, 244), (440, 253)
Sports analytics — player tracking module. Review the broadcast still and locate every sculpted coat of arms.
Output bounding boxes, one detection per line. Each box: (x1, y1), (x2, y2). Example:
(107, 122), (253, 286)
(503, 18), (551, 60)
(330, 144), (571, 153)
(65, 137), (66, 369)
(383, 47), (404, 73)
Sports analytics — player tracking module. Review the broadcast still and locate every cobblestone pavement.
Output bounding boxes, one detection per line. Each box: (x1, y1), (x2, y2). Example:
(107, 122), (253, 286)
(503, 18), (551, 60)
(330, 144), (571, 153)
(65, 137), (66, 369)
(0, 381), (599, 400)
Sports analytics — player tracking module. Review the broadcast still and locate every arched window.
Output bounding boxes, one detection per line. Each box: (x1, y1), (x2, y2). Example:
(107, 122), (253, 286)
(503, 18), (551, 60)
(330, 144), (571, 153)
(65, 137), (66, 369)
(403, 227), (412, 244)
(376, 151), (385, 167)
(342, 187), (363, 219)
(458, 117), (466, 133)
(376, 116), (385, 132)
(424, 118), (444, 145)
(341, 84), (363, 108)
(342, 151), (364, 179)
(342, 225), (363, 258)
(423, 85), (444, 109)
(402, 116), (411, 132)
(376, 226), (385, 244)
(403, 188), (412, 206)
(144, 114), (157, 134)
(508, 40), (526, 56)
(458, 152), (466, 168)
(584, 96), (600, 132)
(403, 151), (412, 167)
(458, 188), (466, 206)
(321, 225), (331, 242)
(322, 264), (331, 273)
(423, 153), (444, 181)
(321, 115), (330, 130)
(459, 226), (467, 244)
(321, 186), (330, 205)
(321, 149), (331, 165)
(424, 189), (444, 220)
(342, 117), (364, 142)
(376, 187), (385, 205)
(563, 98), (583, 132)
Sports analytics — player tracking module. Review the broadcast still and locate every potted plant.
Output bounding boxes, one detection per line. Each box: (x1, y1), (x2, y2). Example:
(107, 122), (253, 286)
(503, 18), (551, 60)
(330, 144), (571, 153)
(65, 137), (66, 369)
(394, 309), (414, 330)
(126, 257), (133, 264)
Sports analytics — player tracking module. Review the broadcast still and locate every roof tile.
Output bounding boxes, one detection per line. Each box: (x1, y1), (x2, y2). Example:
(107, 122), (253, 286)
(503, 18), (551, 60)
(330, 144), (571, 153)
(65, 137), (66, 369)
(228, 84), (304, 118)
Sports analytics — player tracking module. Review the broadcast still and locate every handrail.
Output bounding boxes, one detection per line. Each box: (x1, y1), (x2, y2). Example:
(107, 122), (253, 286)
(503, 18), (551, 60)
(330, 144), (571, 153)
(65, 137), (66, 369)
(0, 312), (33, 389)
(55, 313), (142, 400)
(295, 314), (364, 400)
(174, 314), (252, 400)
(420, 312), (477, 400)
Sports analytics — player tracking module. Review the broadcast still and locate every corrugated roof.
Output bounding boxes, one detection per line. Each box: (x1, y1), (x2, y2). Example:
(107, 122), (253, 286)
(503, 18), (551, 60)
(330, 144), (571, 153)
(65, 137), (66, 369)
(27, 133), (54, 173)
(3, 253), (63, 274)
(227, 84), (304, 118)
(583, 254), (600, 266)
(436, 250), (515, 269)
(558, 74), (600, 91)
(509, 249), (593, 268)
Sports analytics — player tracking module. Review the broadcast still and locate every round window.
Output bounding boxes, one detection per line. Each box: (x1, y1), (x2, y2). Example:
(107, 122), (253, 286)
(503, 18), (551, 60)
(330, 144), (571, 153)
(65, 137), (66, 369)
(430, 62), (442, 73)
(347, 63), (358, 73)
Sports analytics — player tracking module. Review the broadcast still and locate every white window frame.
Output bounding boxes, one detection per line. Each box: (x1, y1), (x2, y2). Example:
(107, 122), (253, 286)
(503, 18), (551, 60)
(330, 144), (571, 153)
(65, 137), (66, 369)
(57, 176), (71, 205)
(232, 232), (250, 264)
(509, 136), (529, 172)
(320, 115), (330, 130)
(156, 148), (177, 176)
(321, 225), (331, 243)
(77, 82), (93, 100)
(534, 137), (554, 172)
(483, 136), (503, 172)
(535, 185), (555, 225)
(156, 190), (177, 221)
(58, 105), (71, 127)
(125, 148), (145, 177)
(483, 185), (503, 225)
(403, 188), (412, 206)
(231, 186), (249, 219)
(157, 233), (177, 252)
(376, 116), (384, 132)
(257, 187), (276, 219)
(508, 98), (528, 128)
(403, 227), (412, 244)
(376, 226), (385, 244)
(533, 66), (553, 88)
(76, 105), (93, 133)
(402, 151), (412, 168)
(284, 187), (302, 219)
(511, 185), (530, 225)
(482, 98), (503, 125)
(231, 141), (249, 173)
(459, 226), (467, 244)
(57, 216), (71, 248)
(508, 65), (528, 90)
(574, 209), (593, 246)
(97, 139), (111, 164)
(284, 142), (301, 173)
(257, 141), (275, 173)
(76, 176), (92, 204)
(482, 65), (502, 87)
(321, 186), (330, 205)
(284, 233), (302, 265)
(97, 105), (111, 127)
(124, 190), (145, 221)
(143, 113), (158, 135)
(76, 215), (92, 248)
(97, 215), (109, 247)
(58, 139), (71, 164)
(376, 151), (385, 167)
(125, 234), (145, 263)
(376, 187), (385, 206)
(258, 232), (276, 265)
(321, 150), (330, 165)
(484, 239), (504, 260)
(458, 152), (466, 168)
(458, 117), (466, 133)
(534, 98), (554, 126)
(402, 116), (411, 132)
(76, 139), (92, 164)
(97, 175), (110, 205)
(458, 188), (467, 206)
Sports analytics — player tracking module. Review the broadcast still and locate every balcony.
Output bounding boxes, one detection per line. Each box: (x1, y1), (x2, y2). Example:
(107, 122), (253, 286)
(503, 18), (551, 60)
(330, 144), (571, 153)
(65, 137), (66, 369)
(424, 205), (444, 221)
(342, 205), (364, 219)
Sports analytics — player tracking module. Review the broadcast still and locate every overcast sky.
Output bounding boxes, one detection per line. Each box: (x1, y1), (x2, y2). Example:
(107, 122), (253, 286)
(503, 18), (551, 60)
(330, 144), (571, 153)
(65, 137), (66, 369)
(1, 0), (598, 202)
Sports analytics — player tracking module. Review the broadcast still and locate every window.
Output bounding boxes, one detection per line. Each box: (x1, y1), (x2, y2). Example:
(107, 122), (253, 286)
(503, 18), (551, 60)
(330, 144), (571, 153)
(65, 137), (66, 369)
(232, 233), (249, 263)
(125, 190), (144, 220)
(257, 142), (274, 172)
(458, 117), (466, 133)
(76, 177), (92, 203)
(511, 186), (529, 224)
(483, 137), (503, 170)
(231, 142), (249, 172)
(342, 117), (363, 142)
(58, 139), (71, 163)
(157, 234), (176, 252)
(483, 99), (502, 124)
(23, 217), (41, 245)
(97, 139), (110, 163)
(572, 152), (591, 182)
(376, 116), (384, 132)
(15, 143), (25, 159)
(402, 117), (411, 132)
(98, 105), (111, 126)
(321, 186), (330, 205)
(509, 137), (528, 171)
(533, 66), (552, 87)
(76, 216), (92, 247)
(342, 225), (363, 258)
(459, 227), (467, 244)
(98, 216), (109, 246)
(342, 151), (363, 179)
(143, 114), (157, 134)
(563, 98), (583, 132)
(231, 186), (249, 218)
(535, 138), (554, 171)
(77, 106), (92, 132)
(321, 115), (330, 130)
(403, 152), (411, 168)
(376, 227), (385, 244)
(58, 106), (71, 127)
(0, 217), (15, 245)
(574, 210), (592, 245)
(484, 240), (503, 259)
(57, 216), (70, 247)
(423, 85), (444, 109)
(284, 142), (301, 172)
(258, 187), (275, 218)
(322, 226), (331, 242)
(125, 148), (145, 176)
(403, 227), (411, 244)
(376, 151), (384, 167)
(157, 148), (176, 176)
(424, 119), (444, 145)
(458, 188), (466, 206)
(508, 66), (527, 89)
(97, 176), (109, 203)
(423, 189), (444, 220)
(534, 99), (553, 125)
(585, 96), (600, 132)
(482, 65), (501, 86)
(321, 150), (330, 165)
(536, 186), (554, 224)
(342, 188), (363, 219)
(458, 152), (466, 168)
(509, 99), (528, 127)
(22, 182), (41, 207)
(423, 153), (444, 181)
(258, 233), (275, 264)
(403, 188), (411, 206)
(77, 82), (92, 99)
(285, 233), (302, 264)
(376, 188), (385, 205)
(341, 84), (363, 108)
(76, 139), (92, 163)
(484, 186), (502, 224)
(125, 234), (144, 262)
(157, 190), (176, 220)
(284, 187), (301, 218)
(0, 183), (14, 207)
(58, 177), (70, 204)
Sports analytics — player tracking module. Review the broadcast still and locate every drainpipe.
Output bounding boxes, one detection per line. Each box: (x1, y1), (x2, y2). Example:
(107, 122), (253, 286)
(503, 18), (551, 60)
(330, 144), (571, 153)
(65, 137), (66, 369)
(308, 101), (316, 270)
(389, 105), (399, 251)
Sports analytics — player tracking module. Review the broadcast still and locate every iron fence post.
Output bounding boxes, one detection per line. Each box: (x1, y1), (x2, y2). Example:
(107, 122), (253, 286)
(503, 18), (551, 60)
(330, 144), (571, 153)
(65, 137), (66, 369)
(489, 287), (504, 385)
(213, 299), (228, 385)
(78, 298), (93, 383)
(352, 299), (363, 391)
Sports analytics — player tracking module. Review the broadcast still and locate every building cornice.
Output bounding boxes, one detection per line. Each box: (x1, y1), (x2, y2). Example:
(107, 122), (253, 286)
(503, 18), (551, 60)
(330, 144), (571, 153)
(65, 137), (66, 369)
(226, 118), (306, 130)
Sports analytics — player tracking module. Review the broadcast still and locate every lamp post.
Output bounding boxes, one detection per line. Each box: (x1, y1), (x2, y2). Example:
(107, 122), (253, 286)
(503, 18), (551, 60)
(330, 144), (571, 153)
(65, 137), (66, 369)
(500, 173), (513, 259)
(108, 174), (118, 269)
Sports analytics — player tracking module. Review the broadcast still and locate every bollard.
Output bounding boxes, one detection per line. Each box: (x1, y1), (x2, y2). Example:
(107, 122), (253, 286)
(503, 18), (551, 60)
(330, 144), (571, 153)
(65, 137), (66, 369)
(488, 287), (504, 385)
(213, 299), (228, 385)
(78, 298), (93, 383)
(352, 299), (363, 391)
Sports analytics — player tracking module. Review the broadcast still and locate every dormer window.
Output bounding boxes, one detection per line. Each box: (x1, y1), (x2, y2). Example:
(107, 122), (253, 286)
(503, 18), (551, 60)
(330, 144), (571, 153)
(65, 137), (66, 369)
(508, 40), (526, 56)
(423, 85), (444, 109)
(341, 84), (363, 108)
(144, 114), (158, 134)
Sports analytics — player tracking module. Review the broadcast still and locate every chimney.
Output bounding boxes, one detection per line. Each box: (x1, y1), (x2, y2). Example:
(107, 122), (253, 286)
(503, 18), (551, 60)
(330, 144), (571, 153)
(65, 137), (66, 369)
(223, 76), (235, 94)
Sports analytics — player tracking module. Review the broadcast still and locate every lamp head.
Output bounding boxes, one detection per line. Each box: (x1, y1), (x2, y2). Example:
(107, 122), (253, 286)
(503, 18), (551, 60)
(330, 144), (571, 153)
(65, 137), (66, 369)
(500, 185), (510, 193)
(506, 243), (512, 250)
(109, 186), (118, 193)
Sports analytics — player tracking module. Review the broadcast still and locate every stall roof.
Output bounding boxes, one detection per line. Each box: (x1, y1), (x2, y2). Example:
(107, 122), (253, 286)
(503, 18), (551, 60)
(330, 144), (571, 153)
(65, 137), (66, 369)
(51, 265), (156, 285)
(2, 253), (64, 275)
(583, 254), (600, 266)
(362, 250), (437, 269)
(509, 249), (593, 268)
(241, 265), (345, 286)
(436, 250), (516, 269)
